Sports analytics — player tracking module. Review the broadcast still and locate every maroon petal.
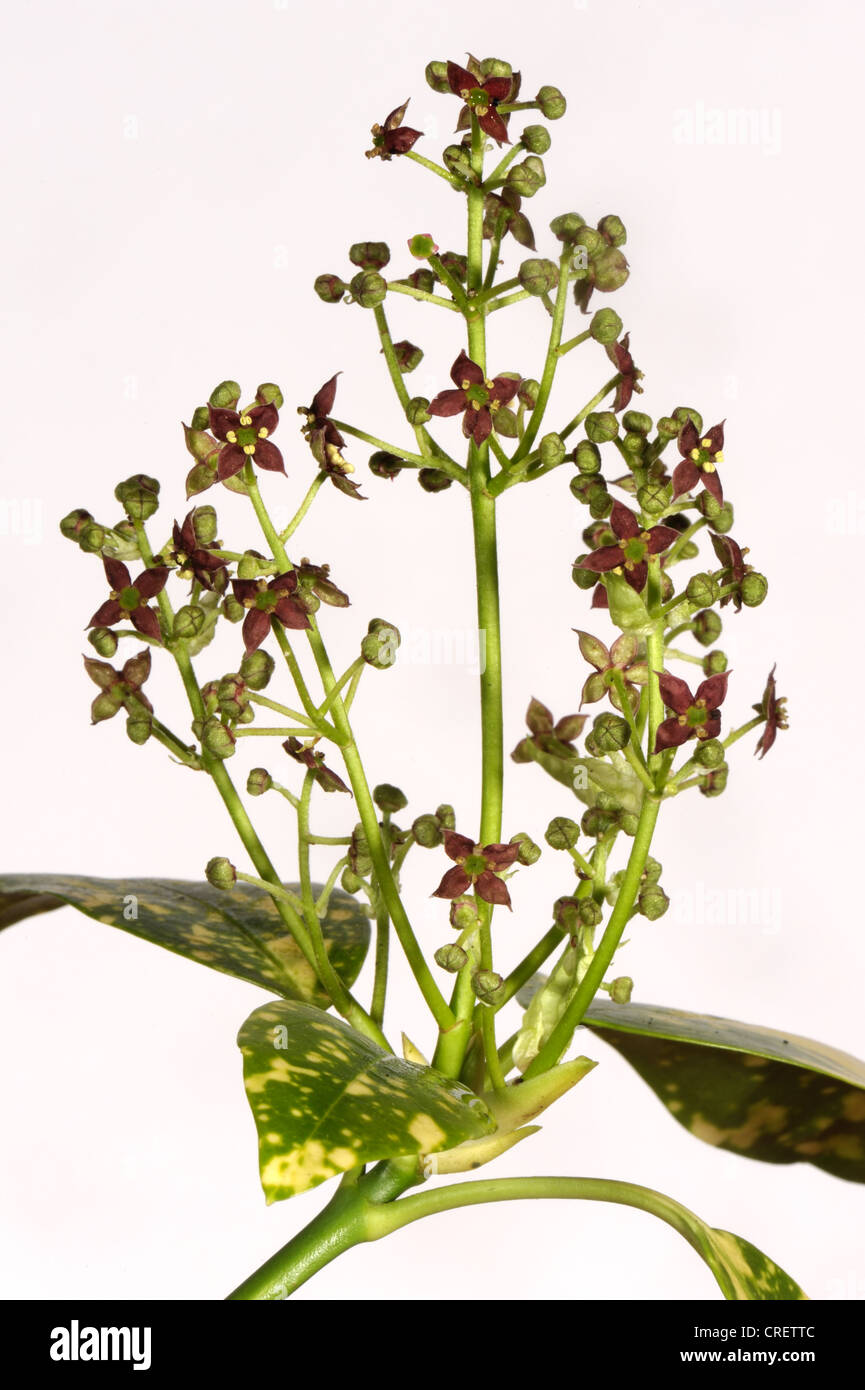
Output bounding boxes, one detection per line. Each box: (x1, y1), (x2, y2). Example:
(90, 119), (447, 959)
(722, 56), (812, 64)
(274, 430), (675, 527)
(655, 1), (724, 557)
(433, 865), (472, 899)
(271, 571), (299, 596)
(208, 405), (240, 442)
(446, 62), (475, 97)
(612, 377), (634, 413)
(657, 672), (695, 714)
(254, 439), (286, 473)
(311, 374), (340, 420)
(705, 421), (725, 453)
(427, 388), (467, 418)
(130, 605), (162, 643)
(242, 608), (271, 654)
(232, 579), (260, 605)
(217, 444), (246, 481)
(450, 351), (484, 388)
(475, 870), (512, 908)
(646, 525), (680, 555)
(678, 420), (700, 458)
(489, 375), (520, 405)
(482, 842), (521, 870)
(702, 469), (723, 505)
(579, 543), (626, 574)
(470, 407), (492, 445)
(624, 561), (648, 592)
(610, 500), (640, 541)
(247, 403), (279, 434)
(526, 697), (554, 735)
(591, 584), (609, 609)
(383, 100), (410, 131)
(323, 419), (346, 449)
(478, 108), (510, 146)
(702, 715), (722, 740)
(134, 566), (169, 600)
(444, 830), (475, 863)
(274, 597), (311, 630)
(482, 76), (513, 103)
(88, 599), (122, 628)
(103, 557), (131, 591)
(671, 458), (700, 499)
(654, 717), (693, 752)
(696, 671), (730, 709)
(385, 127), (422, 155)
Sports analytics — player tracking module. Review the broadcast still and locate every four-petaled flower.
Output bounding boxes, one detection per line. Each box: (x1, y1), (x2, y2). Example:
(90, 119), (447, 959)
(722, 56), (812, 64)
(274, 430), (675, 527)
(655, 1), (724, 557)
(606, 334), (643, 413)
(427, 350), (520, 446)
(575, 630), (648, 709)
(432, 830), (521, 908)
(232, 573), (311, 655)
(576, 500), (679, 594)
(208, 402), (284, 481)
(298, 375), (364, 499)
(511, 697), (586, 763)
(753, 664), (788, 760)
(83, 649), (152, 724)
(654, 670), (730, 752)
(710, 533), (750, 611)
(672, 420), (724, 504)
(446, 61), (514, 146)
(170, 511), (227, 591)
(283, 737), (350, 794)
(366, 100), (422, 160)
(88, 558), (168, 643)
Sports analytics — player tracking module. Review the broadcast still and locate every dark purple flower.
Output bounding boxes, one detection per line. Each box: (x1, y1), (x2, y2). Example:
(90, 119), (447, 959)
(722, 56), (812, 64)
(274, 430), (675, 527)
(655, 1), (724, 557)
(511, 697), (587, 764)
(654, 670), (730, 752)
(576, 500), (679, 594)
(232, 572), (311, 654)
(427, 350), (520, 446)
(83, 649), (152, 724)
(432, 829), (521, 908)
(446, 61), (515, 146)
(672, 420), (724, 504)
(283, 737), (350, 794)
(710, 533), (750, 611)
(208, 402), (284, 481)
(298, 375), (365, 499)
(753, 664), (788, 759)
(88, 558), (168, 643)
(366, 100), (423, 160)
(606, 333), (643, 413)
(170, 511), (227, 591)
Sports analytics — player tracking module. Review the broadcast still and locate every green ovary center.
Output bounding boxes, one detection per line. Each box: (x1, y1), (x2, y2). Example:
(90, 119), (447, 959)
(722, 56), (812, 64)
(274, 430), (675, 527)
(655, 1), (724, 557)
(118, 586), (140, 611)
(463, 853), (487, 877)
(685, 702), (708, 729)
(463, 384), (490, 408)
(622, 537), (648, 566)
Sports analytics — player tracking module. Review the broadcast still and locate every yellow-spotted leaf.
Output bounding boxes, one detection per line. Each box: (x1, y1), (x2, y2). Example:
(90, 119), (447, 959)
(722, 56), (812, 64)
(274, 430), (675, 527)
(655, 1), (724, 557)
(238, 1000), (496, 1202)
(583, 999), (865, 1183)
(0, 873), (369, 1006)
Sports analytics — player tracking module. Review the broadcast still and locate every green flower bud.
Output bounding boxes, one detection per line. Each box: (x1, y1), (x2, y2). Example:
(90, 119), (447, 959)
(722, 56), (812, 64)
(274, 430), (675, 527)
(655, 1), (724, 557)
(190, 405), (210, 430)
(222, 595), (244, 623)
(639, 885), (670, 920)
(610, 976), (633, 1004)
(201, 716), (236, 760)
(536, 84), (566, 119)
(406, 396), (431, 425)
(60, 508), (95, 542)
(539, 432), (566, 467)
(418, 468), (452, 493)
(598, 213), (627, 247)
(407, 232), (438, 259)
(349, 241), (390, 271)
(573, 440), (602, 476)
(350, 271), (387, 308)
(507, 159), (544, 198)
(435, 943), (468, 973)
(240, 648), (275, 690)
(340, 868), (364, 894)
(703, 649), (728, 675)
(439, 251), (468, 282)
(553, 897), (579, 931)
(518, 257), (558, 295)
(436, 803), (456, 830)
(206, 856), (237, 890)
(590, 307), (623, 344)
(693, 738), (725, 769)
(406, 268), (436, 294)
(549, 212), (586, 244)
(115, 474), (160, 522)
(545, 817), (581, 850)
(510, 833), (541, 866)
(577, 898), (603, 928)
(522, 123), (551, 154)
(585, 411), (619, 444)
(237, 550), (267, 580)
(518, 378), (540, 408)
(572, 559), (599, 590)
(574, 225), (604, 258)
(656, 416), (679, 440)
(412, 814), (443, 849)
(741, 572), (769, 607)
(686, 572), (720, 607)
(493, 407), (519, 438)
(173, 605), (206, 640)
(588, 485), (612, 519)
(592, 712), (630, 753)
(314, 274), (347, 303)
(90, 689), (123, 723)
(583, 732), (603, 759)
(697, 489), (722, 520)
(692, 609), (723, 647)
(592, 246), (630, 292)
(80, 522), (107, 553)
(623, 410), (652, 435)
(393, 341), (423, 373)
(711, 502), (735, 534)
(373, 783), (408, 813)
(361, 619), (401, 669)
(699, 765), (729, 798)
(88, 626), (118, 658)
(188, 505), (218, 546)
(479, 57), (512, 78)
(473, 969), (504, 1005)
(619, 812), (640, 836)
(622, 432), (645, 458)
(247, 767), (272, 797)
(209, 381), (241, 409)
(199, 681), (220, 716)
(217, 673), (250, 717)
(442, 143), (473, 178)
(369, 451), (406, 480)
(637, 480), (671, 514)
(642, 856), (663, 885)
(677, 541), (700, 560)
(425, 60), (450, 93)
(256, 382), (284, 409)
(450, 896), (480, 932)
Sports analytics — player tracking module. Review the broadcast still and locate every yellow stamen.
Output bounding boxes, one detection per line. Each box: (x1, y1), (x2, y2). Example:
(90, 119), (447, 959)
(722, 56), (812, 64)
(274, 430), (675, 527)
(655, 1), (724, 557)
(258, 427), (269, 439)
(226, 430), (237, 444)
(689, 448), (700, 461)
(703, 461), (716, 473)
(242, 444), (255, 455)
(460, 379), (471, 390)
(239, 414), (252, 426)
(701, 437), (712, 448)
(714, 451), (724, 463)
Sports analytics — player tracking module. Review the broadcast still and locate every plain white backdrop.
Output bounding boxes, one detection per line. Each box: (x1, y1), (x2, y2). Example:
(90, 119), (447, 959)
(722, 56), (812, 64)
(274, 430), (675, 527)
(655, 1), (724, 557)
(2, 0), (864, 1301)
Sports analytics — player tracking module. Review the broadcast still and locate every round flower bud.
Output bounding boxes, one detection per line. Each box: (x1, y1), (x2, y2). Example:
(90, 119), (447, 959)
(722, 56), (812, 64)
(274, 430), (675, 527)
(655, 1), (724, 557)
(425, 60), (450, 93)
(693, 738), (725, 769)
(510, 833), (541, 866)
(585, 411), (619, 444)
(697, 490), (722, 521)
(450, 896), (481, 932)
(435, 943), (468, 973)
(592, 246), (630, 293)
(60, 507), (95, 542)
(590, 307), (623, 344)
(507, 160), (544, 198)
(189, 505), (218, 546)
(479, 57), (512, 78)
(692, 609), (723, 647)
(638, 481), (671, 515)
(349, 241), (390, 271)
(522, 123), (551, 154)
(90, 689), (123, 723)
(699, 765), (729, 798)
(418, 468), (452, 493)
(217, 673), (250, 717)
(361, 619), (401, 669)
(436, 803), (456, 830)
(536, 84), (567, 119)
(439, 251), (468, 282)
(442, 144), (473, 178)
(407, 268), (436, 294)
(577, 898), (603, 928)
(588, 485), (612, 520)
(703, 649), (728, 676)
(674, 405), (703, 434)
(620, 812), (640, 836)
(518, 257), (558, 295)
(656, 416), (679, 440)
(341, 868), (364, 895)
(610, 976), (633, 1004)
(200, 681), (220, 716)
(539, 432), (566, 467)
(592, 712), (630, 753)
(642, 856), (663, 885)
(549, 212), (586, 244)
(126, 713), (152, 745)
(598, 214), (627, 247)
(686, 572), (720, 607)
(407, 232), (438, 259)
(473, 970), (504, 1005)
(622, 431), (645, 458)
(369, 451), (406, 480)
(115, 474), (160, 522)
(623, 410), (652, 436)
(677, 541), (699, 560)
(237, 551), (267, 580)
(583, 732), (603, 759)
(412, 814), (443, 849)
(572, 560), (599, 590)
(314, 274), (347, 304)
(209, 381), (241, 409)
(240, 648), (275, 691)
(518, 378), (540, 409)
(572, 440), (601, 476)
(373, 783), (408, 813)
(393, 341), (423, 373)
(553, 897), (579, 931)
(406, 396), (431, 425)
(638, 885), (670, 920)
(80, 522), (107, 553)
(173, 605), (206, 640)
(493, 407), (519, 438)
(711, 503), (735, 534)
(247, 767), (272, 797)
(350, 271), (387, 308)
(257, 384), (283, 412)
(201, 717), (236, 760)
(88, 626), (118, 658)
(206, 856), (237, 890)
(545, 816), (580, 850)
(574, 225), (604, 258)
(741, 572), (769, 607)
(190, 405), (210, 430)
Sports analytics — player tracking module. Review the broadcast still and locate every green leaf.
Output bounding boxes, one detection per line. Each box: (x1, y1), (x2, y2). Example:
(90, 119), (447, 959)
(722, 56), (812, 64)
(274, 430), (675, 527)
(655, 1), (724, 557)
(238, 999), (495, 1202)
(0, 873), (369, 1007)
(583, 999), (865, 1183)
(603, 570), (654, 636)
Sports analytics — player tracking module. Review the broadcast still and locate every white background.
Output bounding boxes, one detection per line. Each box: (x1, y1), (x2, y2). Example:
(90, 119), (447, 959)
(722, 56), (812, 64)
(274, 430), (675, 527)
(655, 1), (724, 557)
(2, 0), (864, 1301)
